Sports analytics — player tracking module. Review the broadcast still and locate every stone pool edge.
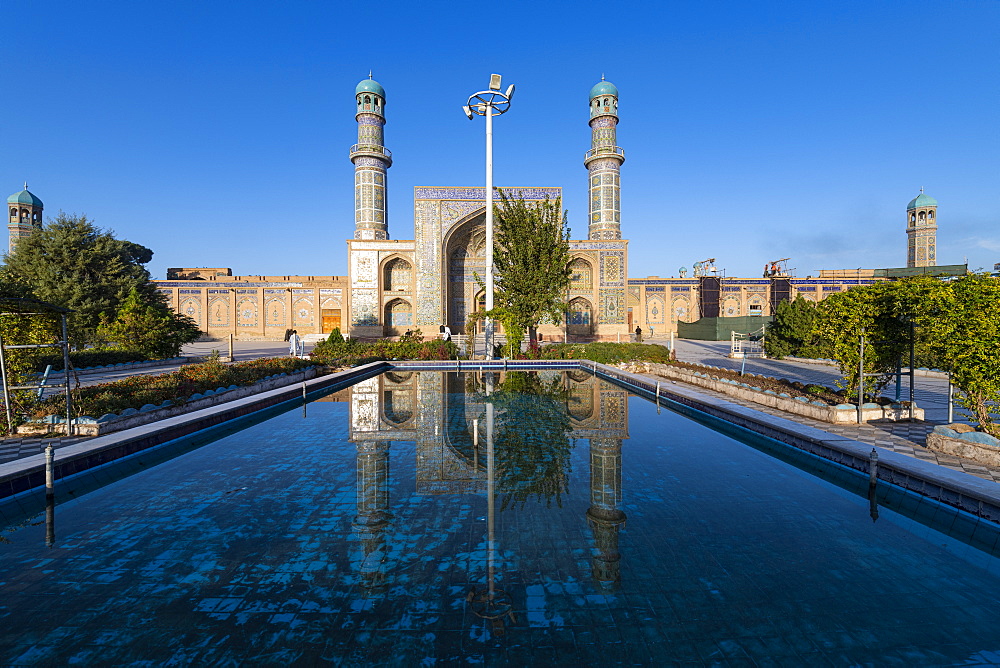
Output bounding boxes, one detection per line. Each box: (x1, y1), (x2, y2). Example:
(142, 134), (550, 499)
(0, 362), (388, 500)
(3, 358), (996, 525)
(588, 361), (1000, 524)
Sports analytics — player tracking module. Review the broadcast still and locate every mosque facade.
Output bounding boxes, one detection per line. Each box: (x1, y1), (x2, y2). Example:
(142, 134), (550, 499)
(9, 77), (943, 342)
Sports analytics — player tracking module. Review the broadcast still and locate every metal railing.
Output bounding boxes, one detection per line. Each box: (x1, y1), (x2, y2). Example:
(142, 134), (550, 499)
(584, 146), (625, 161)
(349, 144), (392, 160)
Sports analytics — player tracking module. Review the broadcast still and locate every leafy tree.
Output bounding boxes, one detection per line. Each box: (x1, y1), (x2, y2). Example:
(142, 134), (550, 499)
(487, 191), (572, 354)
(813, 282), (910, 402)
(908, 273), (1000, 435)
(764, 295), (827, 359)
(480, 371), (574, 510)
(96, 287), (201, 358)
(1, 213), (158, 347)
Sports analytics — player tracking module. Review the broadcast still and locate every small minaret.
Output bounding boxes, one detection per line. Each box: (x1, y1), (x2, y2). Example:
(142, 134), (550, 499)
(584, 77), (624, 240)
(7, 183), (43, 254)
(350, 75), (392, 240)
(906, 188), (938, 267)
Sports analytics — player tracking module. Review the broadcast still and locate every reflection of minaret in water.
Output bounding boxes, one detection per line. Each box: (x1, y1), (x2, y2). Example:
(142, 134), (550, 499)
(586, 437), (626, 589)
(352, 440), (392, 594)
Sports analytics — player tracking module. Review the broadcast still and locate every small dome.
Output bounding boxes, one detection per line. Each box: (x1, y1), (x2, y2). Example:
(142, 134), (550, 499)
(589, 79), (619, 101)
(356, 78), (385, 98)
(7, 188), (42, 208)
(907, 192), (937, 209)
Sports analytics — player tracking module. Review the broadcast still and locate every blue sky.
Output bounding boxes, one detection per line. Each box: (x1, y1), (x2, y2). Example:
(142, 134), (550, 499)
(4, 0), (998, 279)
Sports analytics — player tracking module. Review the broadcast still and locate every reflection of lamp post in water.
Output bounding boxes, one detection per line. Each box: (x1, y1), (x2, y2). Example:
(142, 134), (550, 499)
(466, 374), (517, 633)
(587, 438), (627, 588)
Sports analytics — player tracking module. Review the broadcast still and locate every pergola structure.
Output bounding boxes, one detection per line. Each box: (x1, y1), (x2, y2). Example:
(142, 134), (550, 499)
(0, 298), (73, 436)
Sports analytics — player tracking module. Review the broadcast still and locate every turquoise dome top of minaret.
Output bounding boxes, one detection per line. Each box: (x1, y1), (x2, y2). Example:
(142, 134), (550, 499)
(589, 77), (618, 100)
(907, 190), (937, 209)
(7, 185), (43, 207)
(356, 77), (385, 98)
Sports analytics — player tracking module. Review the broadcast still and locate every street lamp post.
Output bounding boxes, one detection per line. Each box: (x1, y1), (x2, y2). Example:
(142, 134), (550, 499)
(464, 74), (514, 359)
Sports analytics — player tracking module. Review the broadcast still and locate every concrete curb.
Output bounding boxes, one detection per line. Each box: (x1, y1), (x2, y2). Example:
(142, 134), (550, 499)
(589, 361), (1000, 524)
(637, 361), (924, 423)
(0, 362), (387, 500)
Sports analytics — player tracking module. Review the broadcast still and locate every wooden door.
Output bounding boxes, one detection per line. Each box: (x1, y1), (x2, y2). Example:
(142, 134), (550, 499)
(321, 309), (341, 333)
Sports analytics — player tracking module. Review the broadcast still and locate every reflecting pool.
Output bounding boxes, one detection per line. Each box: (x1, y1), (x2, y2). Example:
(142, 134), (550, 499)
(2, 369), (1000, 664)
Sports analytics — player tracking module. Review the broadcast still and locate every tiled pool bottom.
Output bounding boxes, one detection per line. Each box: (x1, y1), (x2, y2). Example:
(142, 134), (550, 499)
(1, 372), (1000, 664)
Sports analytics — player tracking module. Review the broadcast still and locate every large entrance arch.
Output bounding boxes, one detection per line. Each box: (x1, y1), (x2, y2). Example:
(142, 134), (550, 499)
(444, 210), (486, 335)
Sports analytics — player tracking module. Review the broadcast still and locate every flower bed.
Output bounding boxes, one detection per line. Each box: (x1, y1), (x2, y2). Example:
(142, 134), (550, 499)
(30, 357), (315, 421)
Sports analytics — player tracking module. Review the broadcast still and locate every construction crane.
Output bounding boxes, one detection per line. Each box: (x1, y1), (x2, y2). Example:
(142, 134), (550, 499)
(763, 258), (793, 278)
(693, 258), (717, 277)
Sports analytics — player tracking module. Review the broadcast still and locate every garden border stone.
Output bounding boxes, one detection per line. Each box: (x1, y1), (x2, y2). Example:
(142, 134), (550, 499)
(17, 366), (322, 437)
(634, 361), (924, 423)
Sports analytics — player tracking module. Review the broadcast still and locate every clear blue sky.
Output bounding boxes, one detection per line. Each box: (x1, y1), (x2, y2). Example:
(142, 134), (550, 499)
(4, 0), (998, 279)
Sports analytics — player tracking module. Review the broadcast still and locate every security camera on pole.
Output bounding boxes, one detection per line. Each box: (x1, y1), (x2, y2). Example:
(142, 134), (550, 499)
(464, 74), (514, 359)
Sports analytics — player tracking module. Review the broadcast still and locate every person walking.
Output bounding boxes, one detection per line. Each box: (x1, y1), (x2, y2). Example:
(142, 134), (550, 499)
(289, 330), (301, 357)
(635, 325), (643, 343)
(443, 325), (452, 342)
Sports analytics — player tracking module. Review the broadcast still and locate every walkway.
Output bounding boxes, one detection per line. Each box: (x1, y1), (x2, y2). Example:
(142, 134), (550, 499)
(650, 338), (999, 483)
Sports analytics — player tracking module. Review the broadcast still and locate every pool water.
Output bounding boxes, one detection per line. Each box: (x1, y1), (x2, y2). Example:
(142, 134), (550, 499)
(1, 369), (1000, 665)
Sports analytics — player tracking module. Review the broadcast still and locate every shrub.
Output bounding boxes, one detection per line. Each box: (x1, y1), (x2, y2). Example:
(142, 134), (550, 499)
(309, 334), (458, 366)
(540, 342), (674, 365)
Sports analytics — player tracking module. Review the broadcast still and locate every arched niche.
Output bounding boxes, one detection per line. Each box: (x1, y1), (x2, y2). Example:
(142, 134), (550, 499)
(567, 297), (593, 337)
(568, 257), (594, 291)
(383, 257), (412, 292)
(383, 298), (412, 337)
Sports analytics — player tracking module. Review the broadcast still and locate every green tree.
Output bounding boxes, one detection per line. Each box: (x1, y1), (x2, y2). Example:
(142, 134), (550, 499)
(813, 282), (910, 402)
(488, 191), (572, 354)
(1, 213), (158, 347)
(764, 295), (827, 358)
(96, 287), (201, 358)
(909, 273), (1000, 435)
(483, 371), (574, 510)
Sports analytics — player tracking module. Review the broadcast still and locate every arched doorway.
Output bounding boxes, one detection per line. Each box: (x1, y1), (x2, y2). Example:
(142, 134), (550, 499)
(567, 297), (594, 338)
(383, 298), (412, 337)
(444, 211), (486, 334)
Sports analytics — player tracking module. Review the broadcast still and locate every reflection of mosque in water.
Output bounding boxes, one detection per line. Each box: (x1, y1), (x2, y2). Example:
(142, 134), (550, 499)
(334, 370), (631, 600)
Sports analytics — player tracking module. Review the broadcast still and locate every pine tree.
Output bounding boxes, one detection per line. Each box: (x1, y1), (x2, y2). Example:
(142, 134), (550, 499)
(3, 212), (164, 347)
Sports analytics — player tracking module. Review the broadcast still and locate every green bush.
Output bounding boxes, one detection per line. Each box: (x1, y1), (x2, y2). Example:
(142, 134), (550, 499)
(539, 342), (674, 365)
(309, 330), (459, 365)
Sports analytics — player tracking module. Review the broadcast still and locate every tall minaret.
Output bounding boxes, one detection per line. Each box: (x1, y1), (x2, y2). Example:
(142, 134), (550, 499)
(906, 188), (938, 267)
(350, 75), (392, 240)
(587, 437), (627, 590)
(7, 183), (43, 254)
(585, 77), (624, 240)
